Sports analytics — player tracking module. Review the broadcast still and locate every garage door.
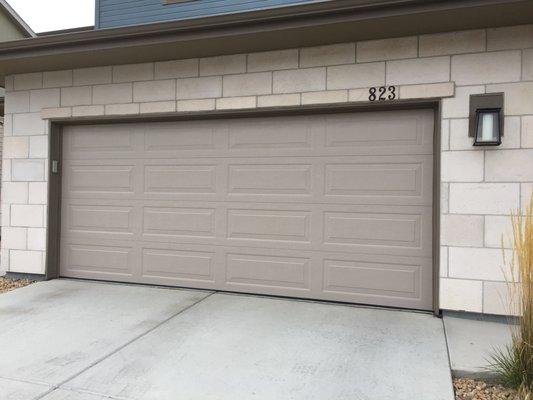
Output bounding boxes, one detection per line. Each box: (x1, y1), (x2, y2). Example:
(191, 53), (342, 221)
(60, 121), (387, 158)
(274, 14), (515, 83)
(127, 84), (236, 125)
(59, 109), (435, 310)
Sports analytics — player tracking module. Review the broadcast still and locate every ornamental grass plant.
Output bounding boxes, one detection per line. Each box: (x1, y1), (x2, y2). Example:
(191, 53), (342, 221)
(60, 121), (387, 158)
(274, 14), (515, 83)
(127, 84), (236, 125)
(489, 193), (533, 399)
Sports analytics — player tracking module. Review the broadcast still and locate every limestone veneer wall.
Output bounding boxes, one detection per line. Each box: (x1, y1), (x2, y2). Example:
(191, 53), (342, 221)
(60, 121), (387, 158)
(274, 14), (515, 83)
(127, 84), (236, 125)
(2, 24), (533, 314)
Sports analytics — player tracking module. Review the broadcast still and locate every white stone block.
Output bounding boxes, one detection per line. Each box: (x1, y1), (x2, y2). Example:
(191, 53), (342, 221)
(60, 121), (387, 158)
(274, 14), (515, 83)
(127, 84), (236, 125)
(28, 182), (48, 205)
(11, 159), (45, 182)
(43, 70), (73, 88)
(440, 246), (449, 277)
(72, 105), (105, 117)
(449, 183), (520, 215)
(522, 183), (533, 211)
(449, 118), (479, 150)
(14, 73), (43, 90)
(155, 59), (198, 79)
(487, 82), (533, 116)
(523, 116), (533, 148)
(2, 159), (11, 182)
(13, 113), (46, 136)
(419, 30), (486, 56)
(498, 116), (521, 149)
(257, 94), (300, 108)
(483, 281), (519, 316)
(451, 51), (521, 85)
(327, 62), (385, 90)
(485, 150), (533, 182)
(441, 182), (449, 214)
(140, 101), (176, 114)
(2, 182), (28, 203)
(441, 119), (450, 151)
(223, 72), (272, 97)
(215, 96), (256, 110)
(441, 151), (484, 182)
(29, 136), (49, 159)
(523, 49), (533, 81)
(247, 49), (299, 72)
(441, 214), (484, 247)
(357, 36), (417, 62)
(113, 63), (154, 82)
(484, 215), (513, 249)
(133, 80), (176, 102)
(176, 99), (215, 112)
(5, 91), (30, 114)
(61, 86), (92, 106)
(300, 43), (355, 67)
(487, 24), (533, 50)
(30, 89), (60, 112)
(441, 86), (485, 119)
(93, 83), (133, 105)
(177, 76), (222, 100)
(273, 68), (326, 93)
(5, 75), (14, 91)
(4, 114), (12, 136)
(9, 250), (43, 274)
(440, 278), (483, 312)
(41, 107), (72, 119)
(0, 250), (8, 273)
(449, 247), (509, 281)
(11, 204), (44, 227)
(27, 227), (46, 251)
(1, 227), (27, 250)
(199, 54), (246, 76)
(73, 66), (112, 85)
(399, 82), (455, 100)
(105, 103), (140, 116)
(348, 88), (371, 102)
(301, 90), (348, 105)
(387, 56), (450, 85)
(3, 136), (29, 159)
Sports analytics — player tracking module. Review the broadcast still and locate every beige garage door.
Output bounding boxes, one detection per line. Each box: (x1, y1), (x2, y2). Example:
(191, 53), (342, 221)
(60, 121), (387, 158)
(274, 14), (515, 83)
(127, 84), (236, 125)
(60, 109), (435, 310)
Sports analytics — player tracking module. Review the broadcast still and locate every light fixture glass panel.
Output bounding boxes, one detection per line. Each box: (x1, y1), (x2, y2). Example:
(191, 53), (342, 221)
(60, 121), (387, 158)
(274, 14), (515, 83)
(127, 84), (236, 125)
(475, 110), (500, 145)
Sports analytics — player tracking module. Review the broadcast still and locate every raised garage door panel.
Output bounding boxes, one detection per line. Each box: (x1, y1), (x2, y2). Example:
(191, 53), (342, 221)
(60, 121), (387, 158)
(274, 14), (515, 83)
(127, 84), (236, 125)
(60, 109), (434, 310)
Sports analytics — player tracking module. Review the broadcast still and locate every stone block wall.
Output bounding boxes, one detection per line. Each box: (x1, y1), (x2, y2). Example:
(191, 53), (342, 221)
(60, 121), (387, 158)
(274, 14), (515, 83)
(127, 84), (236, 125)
(3, 24), (533, 314)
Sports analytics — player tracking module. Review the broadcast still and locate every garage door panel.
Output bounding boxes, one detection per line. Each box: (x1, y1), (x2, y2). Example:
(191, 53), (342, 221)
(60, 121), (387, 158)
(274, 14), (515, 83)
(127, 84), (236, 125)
(144, 164), (218, 195)
(60, 243), (137, 278)
(226, 253), (311, 290)
(321, 256), (433, 308)
(142, 248), (216, 284)
(63, 124), (138, 155)
(62, 111), (433, 161)
(61, 199), (431, 257)
(143, 120), (228, 152)
(143, 207), (217, 239)
(63, 155), (431, 206)
(227, 209), (311, 243)
(60, 109), (435, 310)
(63, 204), (136, 238)
(324, 110), (433, 151)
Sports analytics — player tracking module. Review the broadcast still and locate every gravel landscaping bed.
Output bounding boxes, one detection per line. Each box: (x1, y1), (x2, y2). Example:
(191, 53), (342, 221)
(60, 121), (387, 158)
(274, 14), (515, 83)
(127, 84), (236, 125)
(454, 378), (519, 400)
(0, 276), (33, 294)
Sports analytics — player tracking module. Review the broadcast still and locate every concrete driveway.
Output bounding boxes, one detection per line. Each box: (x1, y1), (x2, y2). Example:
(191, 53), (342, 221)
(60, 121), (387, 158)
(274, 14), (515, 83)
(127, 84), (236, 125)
(0, 280), (454, 400)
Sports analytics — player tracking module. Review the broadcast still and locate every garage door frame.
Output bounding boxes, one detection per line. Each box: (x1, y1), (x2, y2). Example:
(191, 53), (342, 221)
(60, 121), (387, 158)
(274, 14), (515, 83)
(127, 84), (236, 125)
(45, 100), (442, 315)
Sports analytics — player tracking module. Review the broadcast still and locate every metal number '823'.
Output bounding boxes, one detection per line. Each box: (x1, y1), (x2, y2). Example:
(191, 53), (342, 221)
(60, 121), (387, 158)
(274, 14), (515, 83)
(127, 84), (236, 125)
(368, 86), (396, 101)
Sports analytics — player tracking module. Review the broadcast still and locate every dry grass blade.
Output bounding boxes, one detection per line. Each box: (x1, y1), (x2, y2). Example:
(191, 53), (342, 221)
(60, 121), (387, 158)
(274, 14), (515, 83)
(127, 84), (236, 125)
(489, 193), (533, 398)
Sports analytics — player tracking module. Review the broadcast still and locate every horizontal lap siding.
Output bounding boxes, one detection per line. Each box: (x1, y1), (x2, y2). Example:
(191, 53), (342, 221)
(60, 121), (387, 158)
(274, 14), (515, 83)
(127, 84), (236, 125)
(97, 0), (321, 28)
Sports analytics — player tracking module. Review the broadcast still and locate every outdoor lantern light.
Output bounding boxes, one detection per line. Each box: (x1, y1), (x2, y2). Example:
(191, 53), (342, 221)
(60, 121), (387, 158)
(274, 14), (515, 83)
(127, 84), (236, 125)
(469, 93), (504, 146)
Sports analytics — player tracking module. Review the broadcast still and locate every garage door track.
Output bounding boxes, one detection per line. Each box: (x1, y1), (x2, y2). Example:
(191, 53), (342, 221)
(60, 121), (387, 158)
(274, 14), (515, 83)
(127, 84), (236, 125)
(0, 280), (454, 400)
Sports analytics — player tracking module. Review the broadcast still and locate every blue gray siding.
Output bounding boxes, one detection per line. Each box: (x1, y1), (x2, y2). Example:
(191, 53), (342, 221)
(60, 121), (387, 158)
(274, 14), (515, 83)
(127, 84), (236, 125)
(96, 0), (321, 28)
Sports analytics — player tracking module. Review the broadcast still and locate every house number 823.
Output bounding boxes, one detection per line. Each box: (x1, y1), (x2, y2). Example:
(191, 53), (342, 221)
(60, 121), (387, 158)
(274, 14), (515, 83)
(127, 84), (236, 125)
(368, 86), (396, 101)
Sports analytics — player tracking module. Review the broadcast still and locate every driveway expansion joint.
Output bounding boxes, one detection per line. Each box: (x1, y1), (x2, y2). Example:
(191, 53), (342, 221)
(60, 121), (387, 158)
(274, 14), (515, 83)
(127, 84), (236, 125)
(32, 290), (216, 400)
